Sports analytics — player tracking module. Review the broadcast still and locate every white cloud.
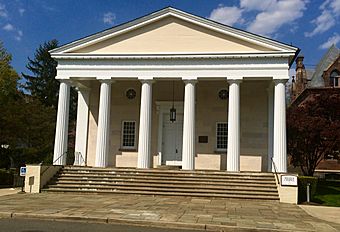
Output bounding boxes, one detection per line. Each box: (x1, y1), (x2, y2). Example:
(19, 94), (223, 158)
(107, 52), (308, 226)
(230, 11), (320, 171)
(319, 33), (340, 49)
(0, 3), (8, 18)
(19, 8), (25, 16)
(240, 0), (275, 11)
(246, 0), (307, 36)
(304, 10), (335, 37)
(208, 5), (243, 26)
(3, 23), (14, 31)
(330, 0), (340, 14)
(2, 23), (23, 41)
(208, 0), (307, 37)
(305, 0), (339, 37)
(103, 12), (116, 26)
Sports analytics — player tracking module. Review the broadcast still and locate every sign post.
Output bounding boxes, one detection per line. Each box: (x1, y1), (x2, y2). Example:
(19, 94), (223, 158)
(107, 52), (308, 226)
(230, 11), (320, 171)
(20, 167), (26, 192)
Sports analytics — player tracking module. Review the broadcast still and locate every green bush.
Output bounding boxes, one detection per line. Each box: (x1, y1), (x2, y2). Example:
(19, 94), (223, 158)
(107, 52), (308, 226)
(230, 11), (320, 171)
(298, 176), (318, 203)
(0, 169), (14, 187)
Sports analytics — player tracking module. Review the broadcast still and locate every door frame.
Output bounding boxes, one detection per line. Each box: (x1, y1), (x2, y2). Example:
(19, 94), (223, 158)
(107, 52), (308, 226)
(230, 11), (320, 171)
(156, 101), (184, 166)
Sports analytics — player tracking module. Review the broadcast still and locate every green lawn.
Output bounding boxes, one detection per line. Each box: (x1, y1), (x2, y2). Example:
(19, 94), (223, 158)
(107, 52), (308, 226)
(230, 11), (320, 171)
(313, 180), (340, 207)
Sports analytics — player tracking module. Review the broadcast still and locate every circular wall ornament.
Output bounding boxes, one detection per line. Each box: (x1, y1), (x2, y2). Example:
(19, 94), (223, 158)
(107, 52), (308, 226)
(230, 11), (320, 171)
(126, 88), (136, 99)
(218, 89), (228, 100)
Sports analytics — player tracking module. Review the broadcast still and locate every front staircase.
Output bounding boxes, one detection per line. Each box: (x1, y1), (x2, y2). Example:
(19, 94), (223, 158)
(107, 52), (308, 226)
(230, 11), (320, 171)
(42, 166), (279, 201)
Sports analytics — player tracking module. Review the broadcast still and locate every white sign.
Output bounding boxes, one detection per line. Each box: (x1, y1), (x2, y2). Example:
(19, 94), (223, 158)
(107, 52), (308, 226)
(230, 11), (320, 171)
(281, 175), (298, 186)
(20, 167), (26, 177)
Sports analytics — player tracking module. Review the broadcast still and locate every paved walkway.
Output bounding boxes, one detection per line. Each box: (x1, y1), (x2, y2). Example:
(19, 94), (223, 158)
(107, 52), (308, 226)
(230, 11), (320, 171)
(300, 205), (340, 226)
(0, 193), (339, 231)
(0, 188), (21, 197)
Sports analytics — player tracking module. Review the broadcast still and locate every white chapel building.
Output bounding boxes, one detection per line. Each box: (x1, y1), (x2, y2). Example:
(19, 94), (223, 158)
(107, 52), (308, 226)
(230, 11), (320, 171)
(50, 7), (299, 173)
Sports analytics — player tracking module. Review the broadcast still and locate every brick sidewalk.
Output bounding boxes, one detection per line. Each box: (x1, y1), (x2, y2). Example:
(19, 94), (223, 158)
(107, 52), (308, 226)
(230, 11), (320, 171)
(0, 193), (339, 231)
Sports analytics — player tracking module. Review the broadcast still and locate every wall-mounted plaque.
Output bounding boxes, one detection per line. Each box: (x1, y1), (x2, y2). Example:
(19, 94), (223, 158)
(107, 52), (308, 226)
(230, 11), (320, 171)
(281, 175), (298, 187)
(198, 136), (208, 143)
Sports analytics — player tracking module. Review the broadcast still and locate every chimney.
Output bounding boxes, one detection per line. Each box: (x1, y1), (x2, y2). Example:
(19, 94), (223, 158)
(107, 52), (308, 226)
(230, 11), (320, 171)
(295, 55), (307, 95)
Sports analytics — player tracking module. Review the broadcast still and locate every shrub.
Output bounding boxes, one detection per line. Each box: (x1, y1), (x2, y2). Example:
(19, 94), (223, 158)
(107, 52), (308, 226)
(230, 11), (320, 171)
(0, 169), (14, 187)
(298, 176), (318, 203)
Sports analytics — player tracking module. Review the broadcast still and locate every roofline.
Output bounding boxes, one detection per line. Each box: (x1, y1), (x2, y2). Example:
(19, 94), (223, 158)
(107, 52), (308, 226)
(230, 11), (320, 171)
(289, 87), (340, 106)
(51, 51), (296, 60)
(50, 6), (299, 54)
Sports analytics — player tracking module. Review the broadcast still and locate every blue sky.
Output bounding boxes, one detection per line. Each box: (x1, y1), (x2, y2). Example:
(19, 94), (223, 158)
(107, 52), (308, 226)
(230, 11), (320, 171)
(0, 0), (339, 76)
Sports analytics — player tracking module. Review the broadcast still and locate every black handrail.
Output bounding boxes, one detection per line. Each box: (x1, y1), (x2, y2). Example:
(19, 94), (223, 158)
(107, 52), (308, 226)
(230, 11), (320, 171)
(40, 151), (68, 176)
(271, 157), (280, 185)
(74, 151), (86, 166)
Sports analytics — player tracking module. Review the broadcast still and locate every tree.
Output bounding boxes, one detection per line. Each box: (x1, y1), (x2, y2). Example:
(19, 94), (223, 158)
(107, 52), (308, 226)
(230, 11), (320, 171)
(22, 40), (77, 157)
(0, 41), (20, 148)
(287, 91), (340, 176)
(0, 41), (57, 169)
(22, 39), (77, 118)
(22, 40), (59, 108)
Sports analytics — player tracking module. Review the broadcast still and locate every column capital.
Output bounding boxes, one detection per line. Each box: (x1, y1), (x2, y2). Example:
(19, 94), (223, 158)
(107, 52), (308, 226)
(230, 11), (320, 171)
(273, 79), (288, 84)
(97, 79), (115, 84)
(227, 78), (242, 84)
(59, 79), (72, 85)
(138, 78), (155, 84)
(182, 78), (198, 85)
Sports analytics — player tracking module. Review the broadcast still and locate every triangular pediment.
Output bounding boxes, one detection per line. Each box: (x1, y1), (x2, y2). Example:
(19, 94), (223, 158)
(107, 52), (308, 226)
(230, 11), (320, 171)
(70, 16), (275, 54)
(51, 7), (298, 56)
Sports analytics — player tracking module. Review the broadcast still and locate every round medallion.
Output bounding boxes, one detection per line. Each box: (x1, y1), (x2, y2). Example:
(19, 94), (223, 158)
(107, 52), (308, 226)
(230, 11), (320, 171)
(126, 88), (136, 99)
(218, 89), (229, 100)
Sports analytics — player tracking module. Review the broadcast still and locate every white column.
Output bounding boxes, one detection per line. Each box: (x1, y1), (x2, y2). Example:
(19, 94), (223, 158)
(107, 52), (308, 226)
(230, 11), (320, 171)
(137, 79), (153, 169)
(95, 80), (113, 167)
(227, 79), (241, 172)
(182, 79), (197, 170)
(273, 79), (287, 173)
(53, 80), (71, 165)
(267, 83), (274, 172)
(74, 88), (90, 166)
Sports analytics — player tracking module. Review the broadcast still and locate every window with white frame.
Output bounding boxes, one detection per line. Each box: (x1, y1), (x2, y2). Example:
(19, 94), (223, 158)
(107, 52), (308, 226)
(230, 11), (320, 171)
(216, 122), (228, 150)
(121, 121), (136, 149)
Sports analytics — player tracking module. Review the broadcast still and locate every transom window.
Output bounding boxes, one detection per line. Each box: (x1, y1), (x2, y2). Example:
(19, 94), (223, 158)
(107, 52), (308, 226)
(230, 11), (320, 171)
(121, 121), (136, 149)
(216, 122), (228, 150)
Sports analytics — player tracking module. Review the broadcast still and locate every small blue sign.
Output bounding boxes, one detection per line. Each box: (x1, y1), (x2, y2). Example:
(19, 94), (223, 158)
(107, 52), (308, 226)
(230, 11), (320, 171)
(20, 167), (26, 177)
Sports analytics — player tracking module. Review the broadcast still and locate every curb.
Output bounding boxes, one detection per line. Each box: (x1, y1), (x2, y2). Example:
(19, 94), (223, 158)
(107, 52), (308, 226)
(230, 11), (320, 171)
(0, 211), (306, 232)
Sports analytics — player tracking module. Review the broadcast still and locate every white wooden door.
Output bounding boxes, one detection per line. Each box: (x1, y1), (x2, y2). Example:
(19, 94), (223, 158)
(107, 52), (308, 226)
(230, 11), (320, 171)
(162, 113), (183, 165)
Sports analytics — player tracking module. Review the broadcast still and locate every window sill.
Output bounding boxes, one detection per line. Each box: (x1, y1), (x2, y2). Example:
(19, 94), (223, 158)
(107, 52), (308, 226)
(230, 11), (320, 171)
(214, 149), (227, 154)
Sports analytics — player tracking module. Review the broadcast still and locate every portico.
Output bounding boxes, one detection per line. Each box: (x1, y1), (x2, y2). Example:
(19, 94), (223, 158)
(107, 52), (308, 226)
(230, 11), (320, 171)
(50, 7), (298, 173)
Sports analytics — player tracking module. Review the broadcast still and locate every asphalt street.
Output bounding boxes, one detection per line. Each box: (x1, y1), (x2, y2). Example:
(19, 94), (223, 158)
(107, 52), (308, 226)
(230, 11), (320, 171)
(0, 218), (202, 232)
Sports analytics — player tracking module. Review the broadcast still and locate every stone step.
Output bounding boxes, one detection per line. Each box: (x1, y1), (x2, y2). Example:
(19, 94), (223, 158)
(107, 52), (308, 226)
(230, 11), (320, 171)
(42, 188), (279, 200)
(43, 167), (279, 201)
(57, 174), (276, 184)
(50, 181), (278, 192)
(58, 172), (276, 181)
(44, 184), (279, 196)
(62, 167), (275, 177)
(52, 178), (277, 188)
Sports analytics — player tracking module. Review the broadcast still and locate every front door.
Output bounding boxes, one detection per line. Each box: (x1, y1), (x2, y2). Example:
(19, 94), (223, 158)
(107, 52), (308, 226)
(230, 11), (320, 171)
(162, 113), (183, 165)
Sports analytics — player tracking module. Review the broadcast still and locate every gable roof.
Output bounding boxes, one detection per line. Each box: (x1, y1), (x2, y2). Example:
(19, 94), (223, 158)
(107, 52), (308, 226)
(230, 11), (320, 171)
(310, 44), (340, 87)
(50, 6), (299, 62)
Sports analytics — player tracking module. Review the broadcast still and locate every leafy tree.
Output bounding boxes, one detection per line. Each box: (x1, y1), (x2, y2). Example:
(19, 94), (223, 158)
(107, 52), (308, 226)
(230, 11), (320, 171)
(22, 40), (59, 108)
(22, 39), (77, 156)
(287, 91), (340, 176)
(22, 40), (77, 119)
(0, 41), (57, 169)
(0, 41), (20, 148)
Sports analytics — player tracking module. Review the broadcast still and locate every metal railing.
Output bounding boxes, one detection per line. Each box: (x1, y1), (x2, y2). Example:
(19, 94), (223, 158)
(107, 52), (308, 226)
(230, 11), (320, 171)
(271, 157), (280, 185)
(41, 151), (68, 176)
(74, 151), (86, 166)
